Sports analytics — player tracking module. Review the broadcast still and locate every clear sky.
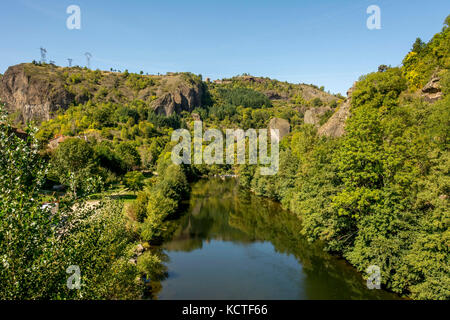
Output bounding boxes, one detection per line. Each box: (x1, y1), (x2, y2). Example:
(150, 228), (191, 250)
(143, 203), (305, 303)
(0, 0), (449, 94)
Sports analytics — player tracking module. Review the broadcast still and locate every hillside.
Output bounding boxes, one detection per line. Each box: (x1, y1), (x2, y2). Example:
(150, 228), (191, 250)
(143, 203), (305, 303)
(211, 74), (339, 104)
(0, 63), (341, 127)
(0, 63), (206, 123)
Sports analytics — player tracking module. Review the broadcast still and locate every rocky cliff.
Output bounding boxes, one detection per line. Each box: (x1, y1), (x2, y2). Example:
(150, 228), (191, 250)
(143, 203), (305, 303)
(0, 64), (74, 122)
(304, 106), (332, 126)
(0, 63), (205, 123)
(318, 84), (354, 137)
(150, 75), (204, 115)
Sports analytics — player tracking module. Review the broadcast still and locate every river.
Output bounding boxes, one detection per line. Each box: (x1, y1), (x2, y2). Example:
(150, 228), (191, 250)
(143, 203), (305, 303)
(154, 178), (397, 300)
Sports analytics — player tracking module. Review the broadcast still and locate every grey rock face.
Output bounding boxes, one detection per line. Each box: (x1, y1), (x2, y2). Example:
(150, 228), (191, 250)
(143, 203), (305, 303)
(0, 64), (73, 123)
(318, 83), (355, 138)
(304, 107), (332, 126)
(150, 83), (203, 116)
(268, 117), (290, 140)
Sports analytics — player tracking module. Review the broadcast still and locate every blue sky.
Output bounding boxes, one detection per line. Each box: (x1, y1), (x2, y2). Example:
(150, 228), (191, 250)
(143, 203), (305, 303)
(0, 0), (449, 94)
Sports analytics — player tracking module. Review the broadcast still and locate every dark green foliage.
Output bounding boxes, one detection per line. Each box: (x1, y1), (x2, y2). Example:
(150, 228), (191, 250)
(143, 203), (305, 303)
(244, 82), (449, 299)
(4, 16), (448, 301)
(412, 38), (426, 54)
(145, 137), (167, 168)
(319, 109), (334, 126)
(133, 191), (150, 223)
(94, 141), (126, 174)
(208, 104), (237, 121)
(52, 138), (94, 173)
(378, 65), (389, 73)
(115, 142), (141, 171)
(148, 111), (183, 129)
(311, 97), (323, 107)
(402, 15), (450, 89)
(217, 87), (272, 109)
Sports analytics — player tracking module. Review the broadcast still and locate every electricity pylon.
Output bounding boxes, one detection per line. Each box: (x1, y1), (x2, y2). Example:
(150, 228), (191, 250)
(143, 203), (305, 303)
(40, 47), (47, 63)
(85, 52), (92, 69)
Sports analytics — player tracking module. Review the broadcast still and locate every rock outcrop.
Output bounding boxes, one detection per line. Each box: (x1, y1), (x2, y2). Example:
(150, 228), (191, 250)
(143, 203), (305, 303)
(264, 90), (285, 100)
(304, 106), (332, 126)
(422, 75), (442, 102)
(318, 84), (354, 138)
(150, 78), (204, 116)
(0, 64), (74, 122)
(269, 117), (290, 140)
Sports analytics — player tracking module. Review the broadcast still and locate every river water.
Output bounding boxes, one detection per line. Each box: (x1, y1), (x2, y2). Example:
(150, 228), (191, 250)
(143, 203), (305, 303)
(156, 178), (397, 300)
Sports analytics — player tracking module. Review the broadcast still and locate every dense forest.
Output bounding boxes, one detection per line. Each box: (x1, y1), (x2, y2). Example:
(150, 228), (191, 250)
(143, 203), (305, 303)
(0, 16), (448, 300)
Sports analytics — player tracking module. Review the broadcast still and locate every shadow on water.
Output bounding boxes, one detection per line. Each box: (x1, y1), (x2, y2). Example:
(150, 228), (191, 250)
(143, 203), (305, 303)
(154, 178), (399, 300)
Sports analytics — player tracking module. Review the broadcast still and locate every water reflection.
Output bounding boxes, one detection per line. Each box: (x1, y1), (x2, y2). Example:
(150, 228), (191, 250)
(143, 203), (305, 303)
(156, 178), (398, 300)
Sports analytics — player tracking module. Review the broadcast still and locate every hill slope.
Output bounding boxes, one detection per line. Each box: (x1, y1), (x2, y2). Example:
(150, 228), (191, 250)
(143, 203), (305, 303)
(0, 63), (205, 123)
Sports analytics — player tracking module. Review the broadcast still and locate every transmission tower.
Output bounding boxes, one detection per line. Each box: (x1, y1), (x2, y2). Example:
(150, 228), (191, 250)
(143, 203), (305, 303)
(85, 52), (92, 69)
(40, 47), (47, 63)
(67, 58), (73, 67)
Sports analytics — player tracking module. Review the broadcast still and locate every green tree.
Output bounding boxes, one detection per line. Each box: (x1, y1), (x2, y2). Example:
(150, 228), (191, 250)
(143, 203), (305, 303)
(123, 171), (145, 193)
(116, 142), (141, 171)
(411, 37), (426, 54)
(51, 138), (103, 198)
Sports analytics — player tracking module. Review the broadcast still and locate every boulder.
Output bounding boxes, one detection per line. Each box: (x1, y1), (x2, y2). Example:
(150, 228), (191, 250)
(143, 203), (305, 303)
(317, 100), (351, 137)
(268, 118), (290, 140)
